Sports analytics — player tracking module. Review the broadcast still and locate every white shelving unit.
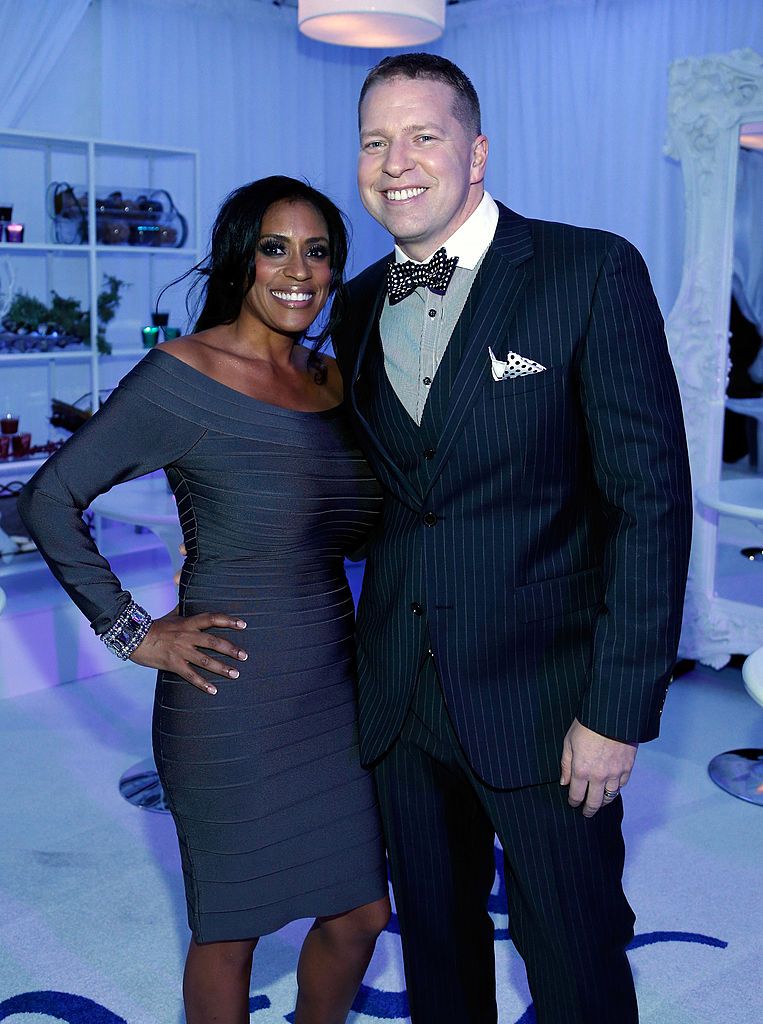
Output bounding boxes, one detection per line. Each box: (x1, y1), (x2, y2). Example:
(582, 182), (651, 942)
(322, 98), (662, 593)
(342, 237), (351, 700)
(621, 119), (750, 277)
(0, 131), (199, 607)
(0, 128), (200, 444)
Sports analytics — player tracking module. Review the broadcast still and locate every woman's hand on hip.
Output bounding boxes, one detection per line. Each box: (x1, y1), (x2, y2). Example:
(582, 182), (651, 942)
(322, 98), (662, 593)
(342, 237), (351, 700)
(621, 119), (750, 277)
(130, 610), (247, 694)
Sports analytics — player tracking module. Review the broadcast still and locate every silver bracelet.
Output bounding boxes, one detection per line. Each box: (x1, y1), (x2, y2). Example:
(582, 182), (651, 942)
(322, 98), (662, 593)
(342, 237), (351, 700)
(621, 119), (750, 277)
(101, 600), (152, 660)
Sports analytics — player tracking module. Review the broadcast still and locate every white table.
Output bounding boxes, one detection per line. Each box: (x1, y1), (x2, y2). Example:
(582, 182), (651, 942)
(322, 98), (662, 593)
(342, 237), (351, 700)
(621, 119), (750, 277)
(1, 466), (182, 617)
(696, 478), (763, 564)
(0, 456), (48, 615)
(696, 477), (763, 522)
(90, 474), (183, 571)
(696, 480), (763, 804)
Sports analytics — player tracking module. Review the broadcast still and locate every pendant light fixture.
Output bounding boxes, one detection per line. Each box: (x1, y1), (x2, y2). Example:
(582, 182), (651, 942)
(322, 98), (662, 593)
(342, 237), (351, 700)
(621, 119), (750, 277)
(298, 1), (445, 48)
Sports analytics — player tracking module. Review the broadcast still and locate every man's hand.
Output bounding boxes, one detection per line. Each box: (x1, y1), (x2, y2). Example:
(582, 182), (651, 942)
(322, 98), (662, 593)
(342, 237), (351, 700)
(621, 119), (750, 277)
(560, 718), (638, 817)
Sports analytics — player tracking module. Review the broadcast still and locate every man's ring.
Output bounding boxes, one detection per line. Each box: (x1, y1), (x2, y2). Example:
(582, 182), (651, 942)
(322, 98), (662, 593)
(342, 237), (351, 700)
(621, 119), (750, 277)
(603, 788), (619, 800)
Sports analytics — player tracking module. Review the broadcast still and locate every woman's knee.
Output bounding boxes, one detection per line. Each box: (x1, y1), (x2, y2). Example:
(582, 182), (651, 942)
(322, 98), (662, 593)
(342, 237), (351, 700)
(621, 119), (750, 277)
(360, 895), (392, 937)
(319, 896), (391, 944)
(189, 936), (258, 970)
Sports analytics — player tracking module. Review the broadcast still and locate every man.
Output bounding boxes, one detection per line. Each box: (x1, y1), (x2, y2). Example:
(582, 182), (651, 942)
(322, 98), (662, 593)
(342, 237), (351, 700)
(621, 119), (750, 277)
(334, 54), (692, 1023)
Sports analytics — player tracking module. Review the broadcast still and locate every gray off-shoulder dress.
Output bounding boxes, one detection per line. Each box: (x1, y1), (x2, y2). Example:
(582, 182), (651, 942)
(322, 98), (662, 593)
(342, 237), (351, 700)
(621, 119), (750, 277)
(19, 347), (388, 943)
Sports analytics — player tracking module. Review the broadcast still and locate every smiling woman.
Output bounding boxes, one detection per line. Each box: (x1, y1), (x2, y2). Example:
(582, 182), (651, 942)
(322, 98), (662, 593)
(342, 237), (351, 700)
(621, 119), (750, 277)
(160, 177), (351, 408)
(17, 175), (390, 1024)
(188, 176), (348, 385)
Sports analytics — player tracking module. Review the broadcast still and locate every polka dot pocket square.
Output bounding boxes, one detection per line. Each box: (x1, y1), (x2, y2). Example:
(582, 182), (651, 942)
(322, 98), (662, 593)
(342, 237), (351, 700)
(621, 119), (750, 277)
(488, 347), (547, 382)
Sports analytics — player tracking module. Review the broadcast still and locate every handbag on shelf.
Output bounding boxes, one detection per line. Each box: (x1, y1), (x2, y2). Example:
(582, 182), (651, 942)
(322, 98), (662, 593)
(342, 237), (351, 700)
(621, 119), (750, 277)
(50, 389), (113, 433)
(47, 183), (188, 248)
(49, 399), (91, 433)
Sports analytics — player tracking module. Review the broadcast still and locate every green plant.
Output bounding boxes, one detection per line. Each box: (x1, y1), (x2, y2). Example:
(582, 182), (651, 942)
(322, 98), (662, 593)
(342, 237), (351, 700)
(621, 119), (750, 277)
(96, 274), (128, 354)
(6, 274), (128, 354)
(47, 292), (89, 343)
(6, 292), (49, 327)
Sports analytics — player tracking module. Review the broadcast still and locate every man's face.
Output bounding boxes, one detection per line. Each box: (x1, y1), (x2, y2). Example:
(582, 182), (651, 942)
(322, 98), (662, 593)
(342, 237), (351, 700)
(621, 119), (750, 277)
(358, 75), (487, 261)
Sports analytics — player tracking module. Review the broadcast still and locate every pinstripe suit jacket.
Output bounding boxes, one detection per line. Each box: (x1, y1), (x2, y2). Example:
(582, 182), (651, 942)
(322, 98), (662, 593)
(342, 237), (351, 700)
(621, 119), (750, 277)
(335, 203), (692, 789)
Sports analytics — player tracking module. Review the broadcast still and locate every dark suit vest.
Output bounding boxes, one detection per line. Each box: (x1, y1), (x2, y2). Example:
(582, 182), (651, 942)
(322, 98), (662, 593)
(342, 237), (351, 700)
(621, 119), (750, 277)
(361, 276), (478, 496)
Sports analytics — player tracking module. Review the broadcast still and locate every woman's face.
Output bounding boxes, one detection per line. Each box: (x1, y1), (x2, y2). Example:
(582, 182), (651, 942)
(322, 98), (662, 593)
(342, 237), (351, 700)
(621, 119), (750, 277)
(243, 199), (333, 338)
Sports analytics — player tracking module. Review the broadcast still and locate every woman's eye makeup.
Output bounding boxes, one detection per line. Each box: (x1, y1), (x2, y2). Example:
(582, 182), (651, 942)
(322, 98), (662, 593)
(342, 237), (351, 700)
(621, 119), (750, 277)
(258, 238), (285, 256)
(257, 238), (329, 261)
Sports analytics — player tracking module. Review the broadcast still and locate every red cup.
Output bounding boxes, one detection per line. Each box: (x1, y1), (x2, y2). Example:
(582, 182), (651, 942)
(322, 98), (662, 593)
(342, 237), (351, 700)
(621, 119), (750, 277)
(0, 435), (9, 458)
(11, 432), (31, 457)
(1, 414), (18, 434)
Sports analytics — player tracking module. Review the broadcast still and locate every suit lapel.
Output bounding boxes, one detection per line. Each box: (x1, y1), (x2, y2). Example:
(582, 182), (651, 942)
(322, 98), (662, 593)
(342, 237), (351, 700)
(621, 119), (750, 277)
(348, 206), (534, 507)
(350, 262), (423, 510)
(422, 207), (534, 497)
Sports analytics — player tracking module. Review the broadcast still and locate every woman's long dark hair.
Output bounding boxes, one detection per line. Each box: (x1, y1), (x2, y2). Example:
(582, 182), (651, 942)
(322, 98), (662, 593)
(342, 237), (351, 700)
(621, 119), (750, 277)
(165, 176), (349, 370)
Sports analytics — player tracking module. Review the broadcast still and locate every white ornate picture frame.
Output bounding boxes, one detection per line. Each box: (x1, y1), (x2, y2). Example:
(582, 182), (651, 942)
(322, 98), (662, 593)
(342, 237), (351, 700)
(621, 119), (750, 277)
(666, 49), (763, 666)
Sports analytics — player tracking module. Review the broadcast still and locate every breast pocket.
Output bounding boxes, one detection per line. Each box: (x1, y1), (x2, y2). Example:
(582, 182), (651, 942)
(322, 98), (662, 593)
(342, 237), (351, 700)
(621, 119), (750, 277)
(490, 364), (563, 399)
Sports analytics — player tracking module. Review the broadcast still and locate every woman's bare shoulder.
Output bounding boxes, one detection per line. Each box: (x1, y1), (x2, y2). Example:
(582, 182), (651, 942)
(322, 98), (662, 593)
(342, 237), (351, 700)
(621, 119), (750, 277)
(157, 330), (227, 372)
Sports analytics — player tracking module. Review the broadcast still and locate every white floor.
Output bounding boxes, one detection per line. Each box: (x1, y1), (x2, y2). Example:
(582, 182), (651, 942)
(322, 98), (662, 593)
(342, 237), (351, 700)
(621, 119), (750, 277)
(0, 534), (761, 1022)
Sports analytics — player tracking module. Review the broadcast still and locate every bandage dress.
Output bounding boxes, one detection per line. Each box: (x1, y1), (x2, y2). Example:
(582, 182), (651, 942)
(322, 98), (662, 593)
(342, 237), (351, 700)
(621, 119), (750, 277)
(19, 347), (388, 943)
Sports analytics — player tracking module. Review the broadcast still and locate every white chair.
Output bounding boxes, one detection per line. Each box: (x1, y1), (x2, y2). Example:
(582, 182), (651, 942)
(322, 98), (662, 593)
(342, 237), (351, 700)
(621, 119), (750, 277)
(707, 645), (763, 805)
(742, 646), (763, 708)
(696, 477), (763, 560)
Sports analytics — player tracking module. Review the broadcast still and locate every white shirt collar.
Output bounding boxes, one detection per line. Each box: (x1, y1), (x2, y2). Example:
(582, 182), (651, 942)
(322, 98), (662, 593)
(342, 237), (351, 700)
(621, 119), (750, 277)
(394, 191), (499, 271)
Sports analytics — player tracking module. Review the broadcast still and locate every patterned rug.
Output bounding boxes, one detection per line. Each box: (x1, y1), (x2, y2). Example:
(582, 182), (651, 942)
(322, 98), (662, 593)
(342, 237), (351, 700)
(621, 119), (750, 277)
(0, 658), (760, 1023)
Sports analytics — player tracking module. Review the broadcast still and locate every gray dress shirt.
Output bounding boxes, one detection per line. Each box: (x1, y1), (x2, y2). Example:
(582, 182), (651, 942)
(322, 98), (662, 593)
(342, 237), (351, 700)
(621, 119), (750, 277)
(380, 192), (499, 424)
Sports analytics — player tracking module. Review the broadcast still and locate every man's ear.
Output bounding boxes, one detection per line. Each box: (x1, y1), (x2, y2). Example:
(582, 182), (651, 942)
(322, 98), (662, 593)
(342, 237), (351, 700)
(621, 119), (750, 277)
(470, 135), (488, 184)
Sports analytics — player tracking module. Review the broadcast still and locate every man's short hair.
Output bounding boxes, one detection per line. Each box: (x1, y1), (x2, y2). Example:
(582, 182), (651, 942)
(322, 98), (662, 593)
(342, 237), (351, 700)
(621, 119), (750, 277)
(358, 53), (481, 139)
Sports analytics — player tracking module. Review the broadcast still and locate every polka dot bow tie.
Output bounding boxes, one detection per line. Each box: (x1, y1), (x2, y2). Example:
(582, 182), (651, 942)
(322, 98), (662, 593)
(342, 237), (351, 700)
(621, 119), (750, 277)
(386, 247), (460, 306)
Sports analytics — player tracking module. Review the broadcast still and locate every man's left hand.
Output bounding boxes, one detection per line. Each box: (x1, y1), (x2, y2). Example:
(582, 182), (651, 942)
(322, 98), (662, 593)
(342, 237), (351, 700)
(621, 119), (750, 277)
(560, 718), (638, 817)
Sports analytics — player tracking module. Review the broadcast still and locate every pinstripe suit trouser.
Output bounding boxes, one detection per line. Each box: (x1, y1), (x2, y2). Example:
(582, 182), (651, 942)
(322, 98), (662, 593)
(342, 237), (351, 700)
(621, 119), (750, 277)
(373, 653), (639, 1024)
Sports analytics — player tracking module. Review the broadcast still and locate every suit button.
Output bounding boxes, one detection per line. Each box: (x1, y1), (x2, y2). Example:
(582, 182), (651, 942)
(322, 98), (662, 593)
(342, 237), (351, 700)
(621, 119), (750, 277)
(422, 376), (432, 386)
(410, 602), (423, 616)
(423, 512), (438, 527)
(423, 447), (436, 459)
(428, 308), (437, 318)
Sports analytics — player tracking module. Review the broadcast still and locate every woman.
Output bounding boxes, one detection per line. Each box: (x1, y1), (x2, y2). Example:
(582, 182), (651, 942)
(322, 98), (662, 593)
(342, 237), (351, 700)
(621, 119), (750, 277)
(19, 176), (390, 1024)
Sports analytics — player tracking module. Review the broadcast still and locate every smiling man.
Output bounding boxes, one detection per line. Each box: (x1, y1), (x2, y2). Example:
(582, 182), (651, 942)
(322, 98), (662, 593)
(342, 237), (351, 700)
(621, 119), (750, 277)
(357, 73), (486, 261)
(334, 54), (692, 1024)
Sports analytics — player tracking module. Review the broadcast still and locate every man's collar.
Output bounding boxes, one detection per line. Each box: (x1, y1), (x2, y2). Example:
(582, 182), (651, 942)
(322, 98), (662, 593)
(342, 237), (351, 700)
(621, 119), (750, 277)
(393, 191), (499, 271)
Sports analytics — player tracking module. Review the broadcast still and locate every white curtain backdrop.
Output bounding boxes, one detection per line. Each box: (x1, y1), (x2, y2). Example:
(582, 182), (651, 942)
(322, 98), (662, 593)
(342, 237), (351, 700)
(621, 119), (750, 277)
(439, 0), (763, 312)
(98, 0), (389, 279)
(9, 0), (763, 312)
(0, 0), (90, 126)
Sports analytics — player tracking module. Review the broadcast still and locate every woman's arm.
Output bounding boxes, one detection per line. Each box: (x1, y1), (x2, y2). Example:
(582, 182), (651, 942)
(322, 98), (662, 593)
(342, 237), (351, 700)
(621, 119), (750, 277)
(18, 363), (247, 692)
